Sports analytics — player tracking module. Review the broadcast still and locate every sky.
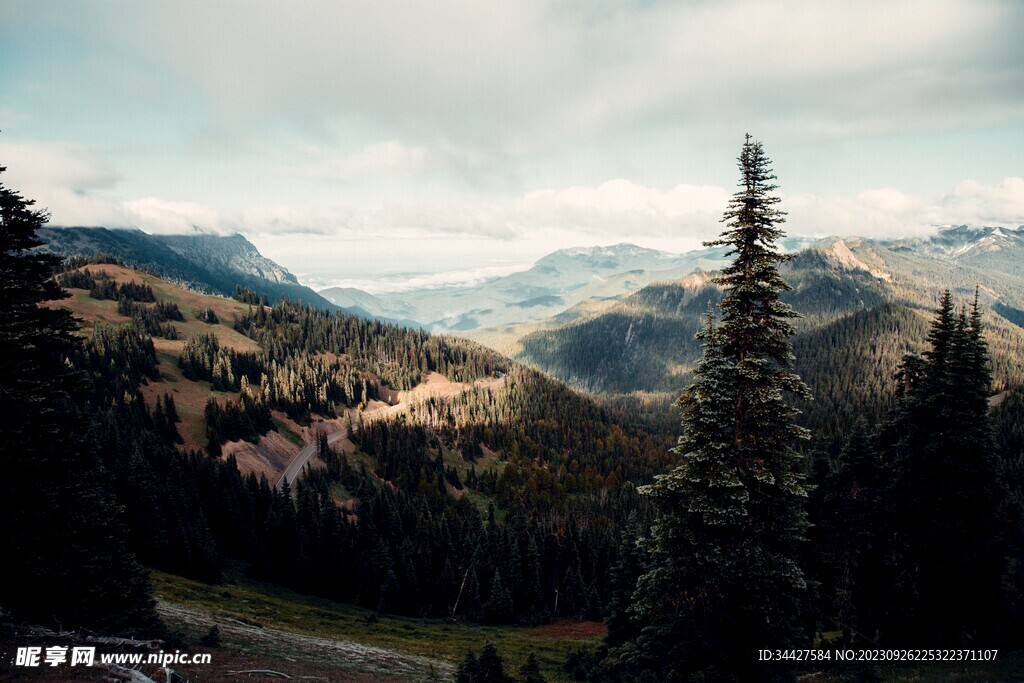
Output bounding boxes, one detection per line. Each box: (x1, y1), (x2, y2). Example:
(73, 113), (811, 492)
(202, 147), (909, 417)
(2, 0), (1023, 291)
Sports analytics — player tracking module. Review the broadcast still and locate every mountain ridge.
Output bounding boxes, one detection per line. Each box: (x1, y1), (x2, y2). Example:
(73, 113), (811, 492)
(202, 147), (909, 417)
(38, 226), (340, 312)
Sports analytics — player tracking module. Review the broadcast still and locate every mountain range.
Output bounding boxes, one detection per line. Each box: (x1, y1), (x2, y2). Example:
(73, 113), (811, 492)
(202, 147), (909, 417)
(318, 243), (744, 331)
(472, 225), (1024, 452)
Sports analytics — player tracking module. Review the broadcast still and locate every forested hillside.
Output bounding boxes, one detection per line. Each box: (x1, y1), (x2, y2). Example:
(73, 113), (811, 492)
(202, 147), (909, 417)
(32, 252), (675, 635)
(515, 236), (1024, 452)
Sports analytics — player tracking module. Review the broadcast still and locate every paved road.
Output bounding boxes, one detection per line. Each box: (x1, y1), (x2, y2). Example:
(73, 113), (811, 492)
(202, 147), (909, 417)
(276, 427), (351, 490)
(276, 403), (402, 491)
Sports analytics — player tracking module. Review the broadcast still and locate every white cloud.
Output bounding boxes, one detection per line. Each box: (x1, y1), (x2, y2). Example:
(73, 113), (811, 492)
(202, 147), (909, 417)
(284, 140), (492, 184)
(237, 176), (1024, 249)
(784, 191), (934, 238)
(121, 197), (231, 235)
(941, 178), (1024, 226)
(307, 263), (534, 294)
(37, 0), (1020, 160)
(520, 180), (729, 231)
(5, 135), (1022, 257)
(0, 139), (234, 233)
(785, 178), (1024, 238)
(0, 139), (131, 227)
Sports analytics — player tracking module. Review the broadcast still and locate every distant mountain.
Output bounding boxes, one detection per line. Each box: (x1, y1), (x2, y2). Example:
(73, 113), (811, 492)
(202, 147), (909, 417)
(39, 227), (339, 311)
(883, 224), (1024, 277)
(320, 242), (734, 331)
(156, 233), (299, 285)
(512, 243), (899, 394)
(317, 286), (423, 328)
(498, 228), (1024, 452)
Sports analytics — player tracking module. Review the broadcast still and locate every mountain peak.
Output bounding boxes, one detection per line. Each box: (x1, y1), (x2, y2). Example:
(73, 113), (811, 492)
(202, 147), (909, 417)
(551, 243), (670, 259)
(816, 237), (891, 281)
(535, 244), (677, 272)
(157, 233), (298, 285)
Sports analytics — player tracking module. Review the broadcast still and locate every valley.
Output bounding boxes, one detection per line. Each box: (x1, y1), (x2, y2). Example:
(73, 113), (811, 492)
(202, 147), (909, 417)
(20, 254), (657, 681)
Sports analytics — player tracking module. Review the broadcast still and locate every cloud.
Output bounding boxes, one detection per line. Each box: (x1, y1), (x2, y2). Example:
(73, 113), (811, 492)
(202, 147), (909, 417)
(941, 178), (1024, 226)
(236, 176), (1024, 246)
(520, 180), (730, 233)
(785, 178), (1024, 238)
(122, 197), (231, 235)
(284, 140), (492, 184)
(784, 191), (934, 238)
(0, 139), (118, 194)
(21, 0), (1019, 160)
(5, 136), (1022, 248)
(0, 139), (234, 233)
(0, 139), (132, 227)
(307, 263), (534, 295)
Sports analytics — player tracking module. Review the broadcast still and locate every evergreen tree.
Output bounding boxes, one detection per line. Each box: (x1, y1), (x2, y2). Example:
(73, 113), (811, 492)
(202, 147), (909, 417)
(485, 569), (514, 624)
(519, 653), (547, 683)
(457, 643), (512, 683)
(462, 567), (483, 620)
(0, 166), (157, 634)
(457, 651), (481, 683)
(881, 290), (1005, 643)
(602, 514), (646, 650)
(477, 642), (512, 683)
(812, 421), (885, 645)
(378, 568), (402, 614)
(614, 137), (810, 681)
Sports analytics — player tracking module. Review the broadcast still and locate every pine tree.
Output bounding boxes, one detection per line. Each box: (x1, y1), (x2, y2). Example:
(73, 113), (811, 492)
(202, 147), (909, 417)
(457, 651), (481, 683)
(485, 569), (515, 624)
(881, 290), (1005, 643)
(0, 166), (157, 634)
(378, 568), (402, 614)
(616, 137), (810, 681)
(813, 421), (885, 645)
(476, 642), (511, 683)
(458, 643), (512, 683)
(602, 514), (646, 650)
(519, 653), (547, 683)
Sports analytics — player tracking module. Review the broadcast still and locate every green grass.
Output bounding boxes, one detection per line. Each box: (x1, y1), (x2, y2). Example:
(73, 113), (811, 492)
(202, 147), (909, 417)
(329, 481), (354, 501)
(151, 570), (603, 682)
(274, 418), (305, 448)
(460, 487), (501, 517)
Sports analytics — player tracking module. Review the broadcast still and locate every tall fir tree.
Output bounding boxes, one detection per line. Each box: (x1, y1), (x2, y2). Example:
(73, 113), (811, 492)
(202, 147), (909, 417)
(881, 290), (1005, 643)
(519, 653), (548, 683)
(0, 166), (157, 634)
(811, 421), (886, 646)
(458, 643), (512, 683)
(612, 137), (810, 681)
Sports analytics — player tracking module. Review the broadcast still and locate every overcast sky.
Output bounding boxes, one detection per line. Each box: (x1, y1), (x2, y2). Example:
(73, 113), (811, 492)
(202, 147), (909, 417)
(2, 0), (1023, 289)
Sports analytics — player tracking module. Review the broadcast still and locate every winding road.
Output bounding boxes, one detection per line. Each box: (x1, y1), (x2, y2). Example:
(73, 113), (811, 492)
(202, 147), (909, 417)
(276, 403), (399, 491)
(276, 427), (351, 490)
(275, 374), (506, 491)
